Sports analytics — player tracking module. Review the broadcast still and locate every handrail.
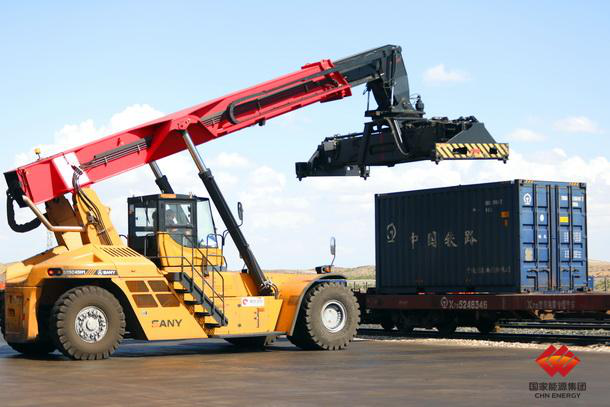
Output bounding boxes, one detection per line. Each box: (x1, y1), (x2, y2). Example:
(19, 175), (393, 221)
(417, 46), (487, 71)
(179, 233), (226, 310)
(149, 253), (226, 311)
(167, 232), (225, 319)
(141, 230), (227, 321)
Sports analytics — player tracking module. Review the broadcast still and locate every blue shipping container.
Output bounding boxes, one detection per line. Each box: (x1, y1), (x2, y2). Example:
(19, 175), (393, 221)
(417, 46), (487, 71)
(375, 180), (588, 294)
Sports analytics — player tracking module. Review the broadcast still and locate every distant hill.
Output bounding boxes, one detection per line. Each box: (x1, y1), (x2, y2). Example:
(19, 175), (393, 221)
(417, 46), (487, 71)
(274, 262), (610, 282)
(589, 259), (610, 278)
(1, 261), (608, 283)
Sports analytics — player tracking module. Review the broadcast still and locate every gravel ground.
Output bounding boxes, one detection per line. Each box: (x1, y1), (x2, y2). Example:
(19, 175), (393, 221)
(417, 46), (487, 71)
(358, 324), (610, 353)
(491, 326), (610, 336)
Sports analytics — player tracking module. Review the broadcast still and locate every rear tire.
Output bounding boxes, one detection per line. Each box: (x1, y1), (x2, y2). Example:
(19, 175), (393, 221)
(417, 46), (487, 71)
(288, 282), (359, 351)
(50, 286), (125, 360)
(225, 335), (276, 350)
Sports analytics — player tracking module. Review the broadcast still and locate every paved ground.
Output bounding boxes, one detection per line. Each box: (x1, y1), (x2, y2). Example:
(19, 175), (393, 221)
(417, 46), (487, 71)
(0, 337), (607, 406)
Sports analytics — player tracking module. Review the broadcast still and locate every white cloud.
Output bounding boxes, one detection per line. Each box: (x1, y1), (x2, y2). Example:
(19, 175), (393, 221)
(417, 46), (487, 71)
(107, 104), (163, 131)
(507, 128), (546, 142)
(553, 116), (602, 134)
(210, 152), (250, 169)
(248, 166), (286, 192)
(423, 64), (470, 84)
(15, 104), (164, 166)
(214, 171), (239, 187)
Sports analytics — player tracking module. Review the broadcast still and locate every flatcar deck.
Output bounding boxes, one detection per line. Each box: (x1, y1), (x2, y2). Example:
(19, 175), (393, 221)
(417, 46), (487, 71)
(363, 292), (610, 312)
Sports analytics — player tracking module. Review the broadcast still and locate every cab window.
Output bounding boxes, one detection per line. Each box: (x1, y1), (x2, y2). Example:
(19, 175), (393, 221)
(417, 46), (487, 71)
(196, 200), (217, 248)
(164, 202), (194, 247)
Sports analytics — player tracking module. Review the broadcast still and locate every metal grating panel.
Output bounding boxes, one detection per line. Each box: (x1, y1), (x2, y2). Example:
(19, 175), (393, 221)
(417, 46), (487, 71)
(101, 246), (141, 257)
(156, 294), (180, 307)
(133, 294), (158, 308)
(126, 281), (149, 293)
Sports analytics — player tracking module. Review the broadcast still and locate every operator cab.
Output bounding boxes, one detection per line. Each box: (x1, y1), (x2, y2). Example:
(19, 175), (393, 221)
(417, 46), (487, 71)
(127, 194), (218, 259)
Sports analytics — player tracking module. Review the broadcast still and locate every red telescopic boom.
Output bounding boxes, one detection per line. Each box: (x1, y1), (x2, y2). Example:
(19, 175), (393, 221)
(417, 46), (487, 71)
(5, 44), (506, 209)
(5, 59), (351, 206)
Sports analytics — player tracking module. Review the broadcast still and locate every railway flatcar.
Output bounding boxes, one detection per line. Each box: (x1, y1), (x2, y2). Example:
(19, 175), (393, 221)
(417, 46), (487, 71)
(358, 180), (610, 334)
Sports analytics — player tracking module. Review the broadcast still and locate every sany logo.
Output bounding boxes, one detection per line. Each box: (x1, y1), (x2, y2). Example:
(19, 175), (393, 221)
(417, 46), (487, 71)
(535, 345), (580, 377)
(152, 319), (182, 328)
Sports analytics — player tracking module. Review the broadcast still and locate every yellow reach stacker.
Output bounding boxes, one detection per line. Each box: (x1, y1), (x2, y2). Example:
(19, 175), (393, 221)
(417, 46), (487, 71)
(1, 45), (507, 359)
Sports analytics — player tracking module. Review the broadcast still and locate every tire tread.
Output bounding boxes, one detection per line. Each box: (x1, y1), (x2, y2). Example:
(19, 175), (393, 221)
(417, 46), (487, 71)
(288, 282), (359, 351)
(50, 285), (125, 360)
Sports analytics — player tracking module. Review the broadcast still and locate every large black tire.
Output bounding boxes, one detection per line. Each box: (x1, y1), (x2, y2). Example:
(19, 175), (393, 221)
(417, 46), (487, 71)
(50, 286), (125, 360)
(1, 292), (56, 356)
(225, 335), (276, 350)
(288, 282), (359, 351)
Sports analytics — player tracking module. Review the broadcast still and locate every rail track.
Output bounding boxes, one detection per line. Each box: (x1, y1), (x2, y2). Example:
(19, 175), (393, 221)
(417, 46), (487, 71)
(498, 321), (610, 331)
(357, 328), (610, 346)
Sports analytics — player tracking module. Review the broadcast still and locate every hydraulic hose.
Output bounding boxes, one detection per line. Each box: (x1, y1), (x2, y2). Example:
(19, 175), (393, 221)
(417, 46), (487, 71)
(6, 190), (41, 233)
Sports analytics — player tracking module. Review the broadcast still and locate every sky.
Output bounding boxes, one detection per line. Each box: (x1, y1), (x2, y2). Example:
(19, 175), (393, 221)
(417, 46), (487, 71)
(0, 1), (609, 269)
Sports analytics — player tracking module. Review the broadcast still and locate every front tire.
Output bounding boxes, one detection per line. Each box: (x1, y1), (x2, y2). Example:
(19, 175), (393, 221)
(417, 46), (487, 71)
(50, 286), (125, 360)
(288, 282), (359, 351)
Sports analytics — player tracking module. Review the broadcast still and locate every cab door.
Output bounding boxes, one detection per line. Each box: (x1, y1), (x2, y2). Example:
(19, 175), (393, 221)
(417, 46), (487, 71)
(157, 199), (224, 271)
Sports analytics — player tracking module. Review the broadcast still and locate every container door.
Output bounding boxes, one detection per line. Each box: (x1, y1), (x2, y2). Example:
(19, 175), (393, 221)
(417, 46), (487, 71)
(520, 184), (551, 291)
(555, 185), (587, 290)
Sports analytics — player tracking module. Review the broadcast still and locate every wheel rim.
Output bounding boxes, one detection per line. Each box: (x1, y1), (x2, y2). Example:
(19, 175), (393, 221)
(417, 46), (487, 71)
(321, 300), (347, 333)
(75, 306), (108, 343)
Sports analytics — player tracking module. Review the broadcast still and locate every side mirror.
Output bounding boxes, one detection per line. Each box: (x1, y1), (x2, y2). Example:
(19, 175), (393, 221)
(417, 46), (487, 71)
(237, 202), (244, 222)
(315, 237), (337, 274)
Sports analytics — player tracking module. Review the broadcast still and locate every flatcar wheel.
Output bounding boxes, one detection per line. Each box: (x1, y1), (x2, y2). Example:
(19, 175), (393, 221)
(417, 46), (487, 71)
(380, 320), (395, 332)
(436, 321), (457, 336)
(476, 320), (497, 335)
(396, 319), (414, 334)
